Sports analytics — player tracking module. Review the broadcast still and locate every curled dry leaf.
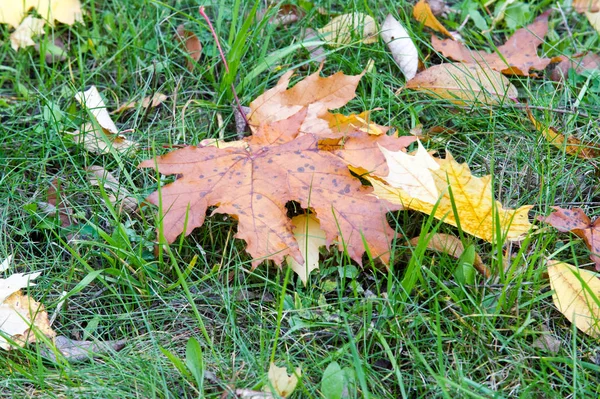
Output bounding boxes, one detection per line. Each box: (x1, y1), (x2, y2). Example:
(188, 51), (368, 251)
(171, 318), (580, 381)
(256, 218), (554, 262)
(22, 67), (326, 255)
(413, 0), (453, 38)
(317, 12), (378, 47)
(409, 233), (489, 277)
(285, 214), (327, 285)
(548, 260), (600, 338)
(10, 15), (45, 50)
(264, 362), (301, 398)
(41, 335), (127, 363)
(527, 109), (600, 159)
(0, 0), (83, 29)
(369, 152), (533, 243)
(112, 92), (168, 114)
(573, 0), (600, 13)
(538, 207), (600, 270)
(551, 53), (600, 81)
(87, 166), (137, 213)
(302, 28), (327, 63)
(432, 11), (557, 76)
(381, 14), (419, 80)
(175, 24), (202, 71)
(406, 63), (518, 105)
(47, 177), (73, 228)
(258, 4), (305, 27)
(377, 139), (440, 204)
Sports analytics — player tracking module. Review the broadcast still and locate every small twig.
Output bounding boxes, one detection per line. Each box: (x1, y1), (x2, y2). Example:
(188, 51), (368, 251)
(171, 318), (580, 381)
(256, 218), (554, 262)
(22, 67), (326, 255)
(198, 6), (249, 127)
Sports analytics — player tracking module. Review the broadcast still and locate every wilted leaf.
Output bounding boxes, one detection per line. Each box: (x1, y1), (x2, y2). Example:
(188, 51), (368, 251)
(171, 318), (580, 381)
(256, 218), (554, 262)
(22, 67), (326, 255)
(370, 152), (533, 242)
(0, 256), (12, 273)
(548, 260), (600, 338)
(406, 63), (518, 105)
(74, 85), (118, 134)
(378, 139), (440, 204)
(0, 0), (83, 29)
(573, 0), (600, 13)
(381, 14), (419, 80)
(413, 0), (453, 38)
(40, 335), (127, 362)
(302, 28), (327, 63)
(112, 92), (168, 114)
(47, 177), (73, 228)
(286, 214), (327, 284)
(586, 11), (600, 36)
(551, 53), (600, 81)
(409, 233), (489, 277)
(527, 109), (600, 159)
(432, 11), (556, 76)
(258, 4), (305, 27)
(87, 166), (137, 213)
(10, 15), (45, 50)
(264, 362), (301, 398)
(317, 12), (377, 47)
(175, 24), (202, 71)
(538, 207), (600, 270)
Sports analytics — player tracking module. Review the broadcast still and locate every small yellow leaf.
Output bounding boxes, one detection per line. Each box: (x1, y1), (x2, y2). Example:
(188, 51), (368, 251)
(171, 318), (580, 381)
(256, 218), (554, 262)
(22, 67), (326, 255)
(378, 140), (440, 204)
(264, 362), (301, 398)
(10, 16), (46, 51)
(0, 291), (55, 350)
(317, 12), (377, 47)
(548, 260), (600, 338)
(406, 63), (518, 106)
(413, 0), (453, 38)
(286, 214), (327, 285)
(586, 11), (600, 34)
(369, 152), (533, 242)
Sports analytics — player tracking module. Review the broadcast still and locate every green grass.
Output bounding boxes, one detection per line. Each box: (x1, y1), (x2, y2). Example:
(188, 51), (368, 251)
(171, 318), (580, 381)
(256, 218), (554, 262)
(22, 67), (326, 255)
(2, 0), (600, 398)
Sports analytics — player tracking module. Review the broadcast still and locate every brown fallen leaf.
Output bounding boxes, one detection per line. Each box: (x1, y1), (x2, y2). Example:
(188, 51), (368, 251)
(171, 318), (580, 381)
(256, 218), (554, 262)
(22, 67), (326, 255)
(538, 207), (600, 270)
(112, 92), (168, 114)
(552, 53), (600, 81)
(40, 335), (127, 363)
(406, 63), (518, 105)
(573, 0), (600, 13)
(302, 28), (327, 63)
(87, 166), (138, 213)
(258, 4), (305, 27)
(47, 177), (73, 228)
(410, 233), (490, 277)
(548, 260), (600, 338)
(432, 11), (557, 76)
(527, 108), (600, 159)
(413, 0), (453, 38)
(175, 24), (202, 71)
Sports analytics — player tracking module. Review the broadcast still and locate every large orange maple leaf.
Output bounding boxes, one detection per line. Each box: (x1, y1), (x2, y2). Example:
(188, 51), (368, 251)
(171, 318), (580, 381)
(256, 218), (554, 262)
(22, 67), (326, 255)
(140, 107), (405, 268)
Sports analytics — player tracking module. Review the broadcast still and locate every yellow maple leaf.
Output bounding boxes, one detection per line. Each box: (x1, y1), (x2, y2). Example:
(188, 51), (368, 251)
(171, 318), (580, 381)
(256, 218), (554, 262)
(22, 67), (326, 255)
(369, 152), (533, 242)
(548, 260), (600, 338)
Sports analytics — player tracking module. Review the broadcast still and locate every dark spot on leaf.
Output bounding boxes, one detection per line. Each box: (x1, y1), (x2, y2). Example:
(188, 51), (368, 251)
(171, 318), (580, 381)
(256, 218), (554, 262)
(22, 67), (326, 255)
(297, 167), (305, 172)
(256, 194), (263, 200)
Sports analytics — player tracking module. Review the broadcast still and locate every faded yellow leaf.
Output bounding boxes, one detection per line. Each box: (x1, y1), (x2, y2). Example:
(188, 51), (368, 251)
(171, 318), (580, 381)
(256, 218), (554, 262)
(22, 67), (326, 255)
(0, 0), (82, 28)
(317, 12), (377, 47)
(586, 11), (600, 34)
(112, 92), (168, 114)
(286, 214), (327, 285)
(87, 166), (137, 213)
(67, 123), (137, 155)
(413, 0), (453, 38)
(264, 362), (301, 398)
(378, 140), (440, 204)
(75, 85), (118, 134)
(369, 152), (533, 242)
(10, 16), (45, 50)
(406, 63), (518, 105)
(548, 260), (600, 338)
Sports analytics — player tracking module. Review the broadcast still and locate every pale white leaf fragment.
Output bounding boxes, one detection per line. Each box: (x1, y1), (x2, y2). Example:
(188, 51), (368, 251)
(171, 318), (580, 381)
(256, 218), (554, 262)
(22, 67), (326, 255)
(0, 256), (13, 273)
(74, 86), (118, 134)
(381, 14), (419, 80)
(0, 272), (41, 303)
(10, 16), (46, 51)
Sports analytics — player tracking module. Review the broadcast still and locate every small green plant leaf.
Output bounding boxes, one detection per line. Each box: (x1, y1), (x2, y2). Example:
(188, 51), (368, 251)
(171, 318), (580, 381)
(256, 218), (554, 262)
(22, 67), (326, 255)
(185, 337), (204, 394)
(321, 361), (344, 399)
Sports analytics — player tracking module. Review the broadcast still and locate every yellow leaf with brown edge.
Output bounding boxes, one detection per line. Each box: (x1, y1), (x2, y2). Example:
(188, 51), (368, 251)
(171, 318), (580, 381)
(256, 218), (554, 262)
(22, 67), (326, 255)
(527, 109), (600, 159)
(369, 152), (533, 243)
(413, 0), (453, 38)
(406, 64), (518, 106)
(548, 260), (600, 338)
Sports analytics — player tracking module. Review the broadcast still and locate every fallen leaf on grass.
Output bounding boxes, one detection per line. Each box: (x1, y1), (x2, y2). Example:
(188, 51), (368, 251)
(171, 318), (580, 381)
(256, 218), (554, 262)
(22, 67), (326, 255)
(47, 177), (73, 228)
(87, 166), (137, 213)
(263, 362), (301, 398)
(0, 0), (83, 29)
(406, 63), (518, 105)
(527, 108), (600, 159)
(585, 11), (600, 36)
(258, 4), (305, 27)
(34, 36), (67, 63)
(369, 152), (533, 242)
(286, 214), (327, 285)
(302, 28), (327, 63)
(551, 53), (600, 81)
(175, 24), (202, 71)
(0, 272), (56, 350)
(377, 139), (440, 204)
(40, 335), (127, 362)
(573, 0), (600, 13)
(409, 233), (489, 277)
(317, 12), (377, 47)
(10, 15), (45, 50)
(413, 0), (453, 38)
(432, 11), (556, 76)
(531, 325), (562, 353)
(0, 256), (12, 272)
(69, 85), (137, 154)
(538, 207), (600, 270)
(381, 14), (419, 80)
(112, 92), (168, 114)
(548, 260), (600, 338)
